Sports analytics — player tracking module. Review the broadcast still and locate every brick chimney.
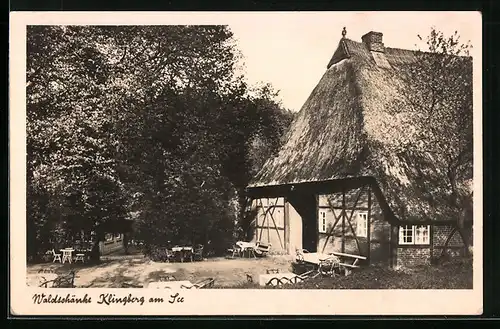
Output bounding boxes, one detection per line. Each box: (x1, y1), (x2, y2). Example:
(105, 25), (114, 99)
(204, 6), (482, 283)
(361, 31), (385, 53)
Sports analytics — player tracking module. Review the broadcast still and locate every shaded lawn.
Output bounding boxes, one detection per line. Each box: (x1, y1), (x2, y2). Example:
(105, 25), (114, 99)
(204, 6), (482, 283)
(27, 256), (472, 289)
(27, 255), (294, 288)
(262, 257), (473, 290)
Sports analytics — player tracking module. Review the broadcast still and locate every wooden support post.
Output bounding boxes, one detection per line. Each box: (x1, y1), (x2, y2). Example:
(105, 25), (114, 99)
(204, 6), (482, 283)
(284, 197), (290, 253)
(315, 194), (319, 252)
(367, 186), (372, 264)
(267, 214), (270, 244)
(258, 199), (265, 241)
(341, 189), (346, 253)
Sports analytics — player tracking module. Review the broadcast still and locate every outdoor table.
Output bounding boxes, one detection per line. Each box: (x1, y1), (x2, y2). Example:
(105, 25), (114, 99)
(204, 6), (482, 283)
(330, 251), (367, 267)
(147, 281), (194, 289)
(296, 252), (341, 277)
(329, 251), (367, 275)
(236, 241), (256, 258)
(171, 246), (193, 262)
(60, 248), (74, 264)
(298, 252), (335, 265)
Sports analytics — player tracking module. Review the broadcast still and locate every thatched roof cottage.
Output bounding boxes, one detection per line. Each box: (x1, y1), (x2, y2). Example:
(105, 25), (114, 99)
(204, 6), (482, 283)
(245, 30), (473, 267)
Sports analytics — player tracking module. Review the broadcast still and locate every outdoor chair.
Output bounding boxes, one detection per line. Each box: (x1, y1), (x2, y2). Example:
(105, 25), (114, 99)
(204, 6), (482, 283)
(55, 271), (77, 288)
(121, 282), (144, 288)
(74, 252), (85, 263)
(40, 271), (77, 288)
(254, 241), (271, 257)
(37, 277), (58, 288)
(51, 249), (62, 263)
(295, 249), (310, 262)
(181, 278), (215, 289)
(159, 275), (177, 282)
(192, 244), (204, 261)
(227, 245), (242, 258)
(165, 249), (176, 263)
(318, 257), (341, 277)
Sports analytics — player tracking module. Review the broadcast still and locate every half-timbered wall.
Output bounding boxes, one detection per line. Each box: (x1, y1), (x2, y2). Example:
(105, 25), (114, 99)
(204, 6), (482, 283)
(316, 186), (391, 265)
(395, 223), (471, 267)
(432, 223), (471, 258)
(251, 197), (286, 253)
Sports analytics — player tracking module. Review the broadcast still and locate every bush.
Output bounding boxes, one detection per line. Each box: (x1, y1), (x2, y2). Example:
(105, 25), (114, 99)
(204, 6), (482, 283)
(143, 245), (167, 262)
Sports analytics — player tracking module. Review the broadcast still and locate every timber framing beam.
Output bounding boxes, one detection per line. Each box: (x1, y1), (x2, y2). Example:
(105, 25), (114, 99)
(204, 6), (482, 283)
(321, 185), (366, 254)
(256, 198), (285, 249)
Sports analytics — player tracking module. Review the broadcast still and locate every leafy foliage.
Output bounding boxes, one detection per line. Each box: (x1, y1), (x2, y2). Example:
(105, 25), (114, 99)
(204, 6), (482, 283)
(383, 28), (473, 252)
(389, 28), (473, 217)
(27, 25), (293, 261)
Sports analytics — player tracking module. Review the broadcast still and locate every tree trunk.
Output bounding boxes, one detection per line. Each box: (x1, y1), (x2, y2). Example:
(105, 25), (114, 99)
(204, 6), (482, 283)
(447, 169), (471, 257)
(457, 211), (471, 257)
(457, 227), (471, 257)
(89, 230), (103, 263)
(123, 232), (129, 255)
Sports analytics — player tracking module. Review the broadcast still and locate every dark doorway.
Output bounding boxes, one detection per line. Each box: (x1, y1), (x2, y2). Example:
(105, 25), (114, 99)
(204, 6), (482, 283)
(287, 193), (318, 253)
(302, 215), (318, 252)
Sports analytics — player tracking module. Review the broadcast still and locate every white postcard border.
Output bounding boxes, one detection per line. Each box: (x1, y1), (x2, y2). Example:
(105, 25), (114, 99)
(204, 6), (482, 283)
(9, 11), (483, 316)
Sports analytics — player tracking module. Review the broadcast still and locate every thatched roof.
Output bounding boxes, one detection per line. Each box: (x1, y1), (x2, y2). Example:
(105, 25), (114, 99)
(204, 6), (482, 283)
(248, 35), (473, 222)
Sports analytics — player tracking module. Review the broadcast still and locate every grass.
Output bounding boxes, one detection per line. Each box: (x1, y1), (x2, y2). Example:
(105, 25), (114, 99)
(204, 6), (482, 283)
(262, 257), (473, 289)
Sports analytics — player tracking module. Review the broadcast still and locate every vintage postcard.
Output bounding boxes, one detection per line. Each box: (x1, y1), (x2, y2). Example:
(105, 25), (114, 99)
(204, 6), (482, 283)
(9, 11), (483, 316)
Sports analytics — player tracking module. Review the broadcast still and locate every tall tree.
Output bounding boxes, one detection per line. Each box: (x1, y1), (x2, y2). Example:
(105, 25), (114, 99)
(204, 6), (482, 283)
(392, 28), (473, 255)
(27, 25), (294, 260)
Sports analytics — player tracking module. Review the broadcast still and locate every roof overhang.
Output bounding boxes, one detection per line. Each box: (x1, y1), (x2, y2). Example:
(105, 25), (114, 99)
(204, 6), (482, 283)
(246, 176), (374, 198)
(246, 176), (400, 225)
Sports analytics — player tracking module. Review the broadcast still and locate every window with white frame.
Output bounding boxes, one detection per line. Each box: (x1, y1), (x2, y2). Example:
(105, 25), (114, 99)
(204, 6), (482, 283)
(356, 212), (368, 237)
(399, 225), (430, 245)
(415, 225), (430, 244)
(319, 210), (327, 233)
(105, 233), (114, 242)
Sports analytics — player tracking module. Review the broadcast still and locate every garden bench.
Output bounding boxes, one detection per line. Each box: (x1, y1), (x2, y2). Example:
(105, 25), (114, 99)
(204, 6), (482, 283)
(254, 241), (271, 257)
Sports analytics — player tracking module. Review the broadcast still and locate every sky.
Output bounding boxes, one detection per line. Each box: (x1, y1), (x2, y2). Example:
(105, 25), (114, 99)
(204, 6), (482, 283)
(226, 12), (481, 111)
(12, 11), (481, 113)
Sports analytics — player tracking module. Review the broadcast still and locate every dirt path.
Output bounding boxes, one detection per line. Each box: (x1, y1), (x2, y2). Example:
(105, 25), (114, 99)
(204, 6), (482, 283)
(27, 255), (295, 288)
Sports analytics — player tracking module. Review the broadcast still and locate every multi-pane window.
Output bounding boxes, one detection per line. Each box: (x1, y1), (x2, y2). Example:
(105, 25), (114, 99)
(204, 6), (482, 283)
(319, 211), (327, 233)
(356, 212), (368, 237)
(399, 225), (430, 245)
(415, 225), (430, 244)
